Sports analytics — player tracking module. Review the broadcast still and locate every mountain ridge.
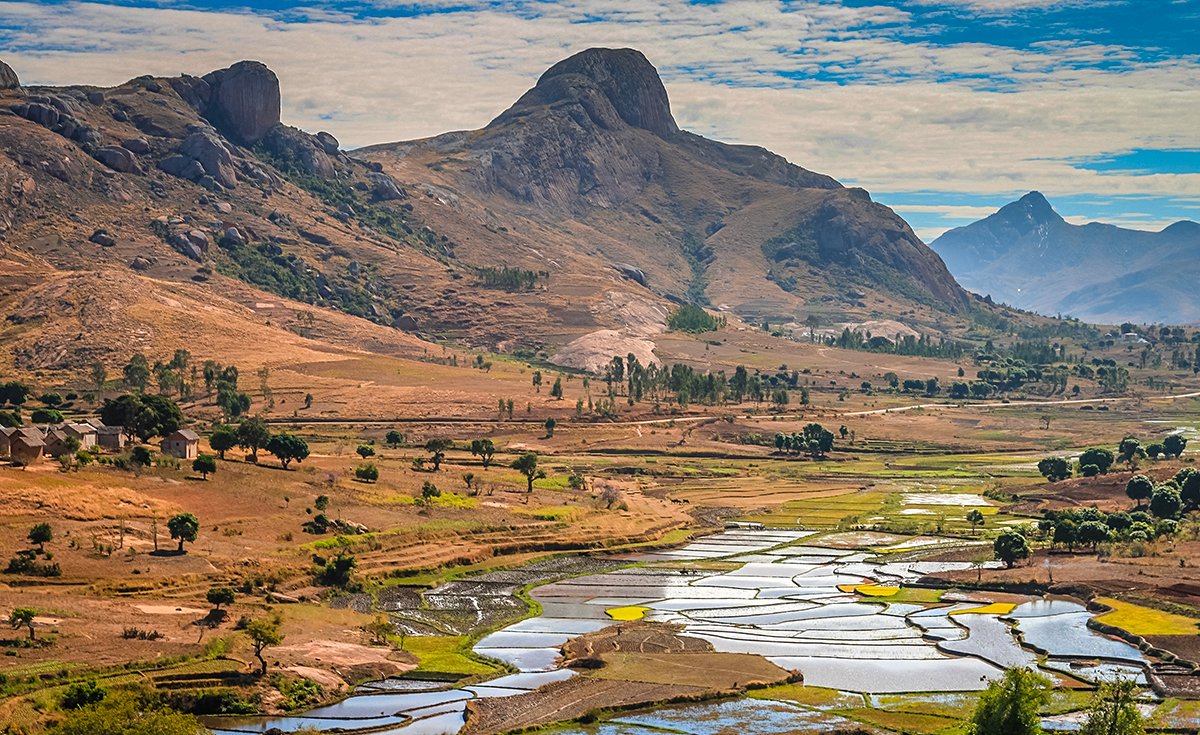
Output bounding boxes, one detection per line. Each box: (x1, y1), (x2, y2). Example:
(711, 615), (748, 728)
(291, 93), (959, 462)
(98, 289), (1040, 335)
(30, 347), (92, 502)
(1, 47), (987, 377)
(931, 192), (1200, 324)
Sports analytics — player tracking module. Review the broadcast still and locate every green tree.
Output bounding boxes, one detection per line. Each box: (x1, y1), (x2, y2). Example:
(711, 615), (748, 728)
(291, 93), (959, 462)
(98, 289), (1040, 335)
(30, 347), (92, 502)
(1077, 520), (1112, 549)
(1080, 463), (1101, 478)
(356, 463), (379, 483)
(966, 509), (985, 536)
(9, 606), (36, 640)
(28, 522), (53, 552)
(1150, 486), (1182, 519)
(236, 417), (272, 461)
(1037, 457), (1072, 482)
(192, 454), (217, 480)
(266, 433), (309, 469)
(967, 667), (1050, 735)
(993, 529), (1031, 568)
(206, 586), (235, 611)
(167, 513), (199, 553)
(216, 386), (251, 419)
(512, 452), (545, 493)
(1078, 447), (1115, 474)
(424, 438), (453, 471)
(544, 417), (557, 438)
(532, 371), (543, 392)
(1079, 679), (1144, 735)
(101, 393), (183, 442)
(123, 353), (151, 392)
(356, 444), (375, 459)
(1163, 434), (1187, 459)
(90, 361), (108, 394)
(1053, 519), (1078, 551)
(245, 615), (284, 675)
(39, 392), (64, 408)
(385, 430), (405, 447)
(209, 425), (237, 460)
(1125, 475), (1154, 509)
(802, 423), (834, 458)
(470, 438), (496, 468)
(1117, 436), (1145, 466)
(421, 481), (440, 503)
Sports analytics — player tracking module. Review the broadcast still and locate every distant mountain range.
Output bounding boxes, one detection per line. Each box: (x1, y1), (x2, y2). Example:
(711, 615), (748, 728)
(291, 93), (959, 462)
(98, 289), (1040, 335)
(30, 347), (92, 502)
(930, 192), (1200, 324)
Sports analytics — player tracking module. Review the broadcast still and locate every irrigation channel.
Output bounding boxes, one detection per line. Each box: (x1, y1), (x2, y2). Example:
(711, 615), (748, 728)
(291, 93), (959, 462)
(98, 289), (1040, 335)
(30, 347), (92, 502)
(208, 529), (1159, 735)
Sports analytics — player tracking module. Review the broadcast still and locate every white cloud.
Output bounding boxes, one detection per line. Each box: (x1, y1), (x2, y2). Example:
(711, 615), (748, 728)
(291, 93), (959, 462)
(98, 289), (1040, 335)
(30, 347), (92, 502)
(0, 0), (1196, 215)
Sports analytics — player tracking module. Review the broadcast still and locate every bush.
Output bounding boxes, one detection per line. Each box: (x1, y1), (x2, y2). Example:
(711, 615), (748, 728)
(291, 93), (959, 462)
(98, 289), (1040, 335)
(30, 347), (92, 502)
(61, 680), (107, 710)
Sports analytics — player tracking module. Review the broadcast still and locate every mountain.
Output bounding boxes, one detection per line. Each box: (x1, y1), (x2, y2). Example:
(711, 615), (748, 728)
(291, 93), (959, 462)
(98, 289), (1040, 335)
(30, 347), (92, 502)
(931, 192), (1200, 324)
(0, 48), (974, 376)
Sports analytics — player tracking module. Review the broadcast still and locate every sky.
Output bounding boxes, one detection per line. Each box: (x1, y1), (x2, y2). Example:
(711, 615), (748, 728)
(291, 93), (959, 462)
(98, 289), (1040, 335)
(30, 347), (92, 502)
(1, 0), (1198, 241)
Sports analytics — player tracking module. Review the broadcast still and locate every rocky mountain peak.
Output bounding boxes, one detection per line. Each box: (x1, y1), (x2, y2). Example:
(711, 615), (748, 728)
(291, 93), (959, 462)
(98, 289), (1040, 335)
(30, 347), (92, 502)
(0, 59), (19, 90)
(1002, 190), (1061, 225)
(533, 47), (679, 138)
(201, 60), (281, 146)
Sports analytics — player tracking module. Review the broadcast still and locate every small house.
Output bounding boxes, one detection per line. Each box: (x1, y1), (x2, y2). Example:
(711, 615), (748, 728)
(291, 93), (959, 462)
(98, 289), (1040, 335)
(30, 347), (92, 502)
(162, 429), (200, 460)
(0, 426), (16, 457)
(63, 423), (97, 450)
(10, 428), (45, 465)
(96, 426), (126, 451)
(43, 427), (74, 458)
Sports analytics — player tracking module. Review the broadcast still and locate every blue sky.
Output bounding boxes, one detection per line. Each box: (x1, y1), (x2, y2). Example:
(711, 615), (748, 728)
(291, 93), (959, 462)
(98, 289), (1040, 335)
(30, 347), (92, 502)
(1, 0), (1197, 240)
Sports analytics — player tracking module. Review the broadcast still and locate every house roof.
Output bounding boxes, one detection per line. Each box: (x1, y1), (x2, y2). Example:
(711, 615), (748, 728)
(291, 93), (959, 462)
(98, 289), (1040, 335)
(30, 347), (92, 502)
(0, 427), (16, 438)
(167, 429), (200, 442)
(96, 426), (124, 435)
(65, 423), (97, 435)
(85, 418), (106, 429)
(14, 434), (45, 448)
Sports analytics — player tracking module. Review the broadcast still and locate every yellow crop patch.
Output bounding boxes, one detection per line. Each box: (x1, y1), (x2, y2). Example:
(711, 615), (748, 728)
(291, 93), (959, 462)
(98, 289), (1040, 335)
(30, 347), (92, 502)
(606, 606), (650, 621)
(951, 602), (1016, 616)
(838, 583), (900, 597)
(1095, 598), (1200, 636)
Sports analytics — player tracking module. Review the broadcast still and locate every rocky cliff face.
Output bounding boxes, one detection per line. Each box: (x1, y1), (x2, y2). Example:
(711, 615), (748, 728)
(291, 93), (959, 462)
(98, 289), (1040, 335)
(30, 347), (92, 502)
(0, 59), (19, 90)
(201, 61), (281, 146)
(371, 47), (967, 318)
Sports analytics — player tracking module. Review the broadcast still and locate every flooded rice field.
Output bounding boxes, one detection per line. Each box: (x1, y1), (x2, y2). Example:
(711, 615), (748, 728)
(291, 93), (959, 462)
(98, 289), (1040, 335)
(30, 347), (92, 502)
(209, 529), (1156, 734)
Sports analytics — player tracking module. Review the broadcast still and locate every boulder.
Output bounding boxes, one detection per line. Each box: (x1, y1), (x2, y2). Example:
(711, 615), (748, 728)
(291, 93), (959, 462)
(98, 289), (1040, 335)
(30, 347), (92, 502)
(158, 154), (205, 181)
(259, 125), (334, 179)
(89, 229), (116, 247)
(315, 131), (340, 154)
(93, 145), (140, 173)
(367, 171), (405, 201)
(130, 256), (152, 271)
(201, 61), (280, 146)
(17, 102), (59, 128)
(178, 131), (237, 188)
(0, 60), (20, 90)
(121, 137), (151, 155)
(185, 229), (209, 251)
(86, 90), (105, 105)
(222, 226), (245, 245)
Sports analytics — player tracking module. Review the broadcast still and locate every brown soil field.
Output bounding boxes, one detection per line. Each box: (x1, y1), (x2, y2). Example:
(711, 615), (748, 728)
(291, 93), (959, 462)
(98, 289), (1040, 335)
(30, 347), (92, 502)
(462, 675), (706, 735)
(564, 621), (714, 659)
